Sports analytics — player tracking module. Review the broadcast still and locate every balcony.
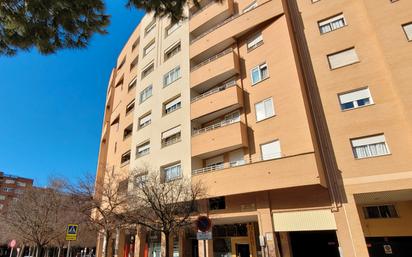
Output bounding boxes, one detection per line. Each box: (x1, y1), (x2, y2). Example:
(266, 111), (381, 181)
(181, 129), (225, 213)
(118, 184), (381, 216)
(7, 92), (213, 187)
(190, 0), (284, 61)
(191, 48), (240, 92)
(191, 81), (243, 121)
(190, 0), (234, 37)
(191, 120), (248, 158)
(192, 152), (323, 197)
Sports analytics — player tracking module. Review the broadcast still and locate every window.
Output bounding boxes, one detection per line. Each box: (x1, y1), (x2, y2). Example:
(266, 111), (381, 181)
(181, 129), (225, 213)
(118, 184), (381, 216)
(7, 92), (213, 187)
(126, 99), (135, 115)
(351, 134), (390, 159)
(140, 85), (153, 103)
(205, 155), (224, 170)
(164, 96), (182, 115)
(136, 141), (150, 158)
(16, 181), (26, 187)
(3, 188), (14, 192)
(141, 62), (154, 78)
(242, 1), (258, 13)
(4, 179), (15, 184)
(145, 18), (156, 35)
(363, 205), (398, 219)
(318, 13), (346, 34)
(251, 63), (268, 85)
(338, 87), (373, 110)
(134, 174), (148, 188)
(166, 22), (182, 37)
(143, 40), (155, 56)
(255, 98), (275, 121)
(260, 140), (281, 160)
(163, 66), (181, 87)
(161, 126), (181, 147)
(402, 22), (412, 41)
(130, 56), (138, 70)
(312, 0), (320, 2)
(163, 163), (182, 182)
(164, 42), (181, 61)
(327, 47), (359, 69)
(247, 32), (263, 50)
(173, 236), (180, 257)
(111, 115), (120, 131)
(123, 123), (133, 139)
(128, 77), (137, 92)
(117, 57), (126, 70)
(209, 197), (226, 210)
(132, 37), (140, 51)
(118, 179), (128, 195)
(139, 112), (152, 129)
(121, 150), (131, 165)
(0, 195), (6, 200)
(115, 76), (123, 88)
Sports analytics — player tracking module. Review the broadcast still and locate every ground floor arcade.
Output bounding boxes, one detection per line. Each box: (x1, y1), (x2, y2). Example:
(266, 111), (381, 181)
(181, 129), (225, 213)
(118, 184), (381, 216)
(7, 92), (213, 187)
(96, 179), (412, 257)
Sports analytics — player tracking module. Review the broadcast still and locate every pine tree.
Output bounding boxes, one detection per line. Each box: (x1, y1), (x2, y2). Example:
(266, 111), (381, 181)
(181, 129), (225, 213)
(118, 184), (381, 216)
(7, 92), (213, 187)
(0, 0), (109, 56)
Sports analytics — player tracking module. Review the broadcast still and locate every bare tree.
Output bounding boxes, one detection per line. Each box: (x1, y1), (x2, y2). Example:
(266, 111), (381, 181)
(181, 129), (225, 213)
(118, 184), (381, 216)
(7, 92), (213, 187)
(125, 171), (205, 257)
(67, 169), (129, 257)
(3, 186), (68, 257)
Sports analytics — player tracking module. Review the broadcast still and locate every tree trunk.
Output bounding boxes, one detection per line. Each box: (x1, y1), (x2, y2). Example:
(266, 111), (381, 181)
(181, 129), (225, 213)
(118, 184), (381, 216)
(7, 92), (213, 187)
(102, 230), (110, 257)
(163, 232), (170, 257)
(58, 247), (61, 257)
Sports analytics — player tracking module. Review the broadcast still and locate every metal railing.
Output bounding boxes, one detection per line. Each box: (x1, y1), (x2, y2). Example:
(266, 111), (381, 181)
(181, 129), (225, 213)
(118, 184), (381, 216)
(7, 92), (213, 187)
(192, 153), (286, 175)
(191, 47), (233, 72)
(161, 136), (182, 148)
(192, 117), (240, 136)
(191, 80), (237, 103)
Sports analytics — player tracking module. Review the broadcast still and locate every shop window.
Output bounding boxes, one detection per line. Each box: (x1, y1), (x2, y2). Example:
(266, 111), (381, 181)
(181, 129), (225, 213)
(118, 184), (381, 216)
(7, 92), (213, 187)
(209, 196), (226, 210)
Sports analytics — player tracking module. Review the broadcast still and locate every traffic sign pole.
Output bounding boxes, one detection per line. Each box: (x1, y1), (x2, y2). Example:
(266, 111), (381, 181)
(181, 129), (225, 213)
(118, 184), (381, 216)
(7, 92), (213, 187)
(66, 241), (71, 257)
(203, 240), (206, 257)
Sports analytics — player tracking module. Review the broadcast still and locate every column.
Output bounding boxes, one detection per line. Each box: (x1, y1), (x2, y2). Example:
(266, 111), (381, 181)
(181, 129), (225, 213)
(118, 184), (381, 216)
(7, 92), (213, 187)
(334, 193), (369, 257)
(114, 228), (120, 257)
(278, 233), (292, 257)
(256, 192), (280, 257)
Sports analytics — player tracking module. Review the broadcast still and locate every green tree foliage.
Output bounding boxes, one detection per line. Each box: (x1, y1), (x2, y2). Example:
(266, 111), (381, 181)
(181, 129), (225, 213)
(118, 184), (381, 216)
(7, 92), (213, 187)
(0, 0), (109, 56)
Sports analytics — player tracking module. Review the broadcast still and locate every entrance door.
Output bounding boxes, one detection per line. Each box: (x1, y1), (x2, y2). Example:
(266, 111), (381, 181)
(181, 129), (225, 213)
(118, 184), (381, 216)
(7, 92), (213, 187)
(235, 244), (250, 257)
(289, 231), (340, 257)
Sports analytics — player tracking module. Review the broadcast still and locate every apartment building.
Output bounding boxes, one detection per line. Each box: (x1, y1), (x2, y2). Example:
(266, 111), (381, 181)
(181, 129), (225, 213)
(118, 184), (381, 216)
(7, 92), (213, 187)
(0, 171), (33, 212)
(95, 1), (412, 257)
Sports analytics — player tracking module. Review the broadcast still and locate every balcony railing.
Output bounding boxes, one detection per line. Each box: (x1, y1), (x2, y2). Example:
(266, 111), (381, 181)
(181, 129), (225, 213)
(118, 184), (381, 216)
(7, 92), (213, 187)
(191, 48), (233, 72)
(161, 136), (182, 148)
(192, 153), (285, 175)
(192, 116), (240, 136)
(191, 13), (239, 44)
(191, 79), (237, 103)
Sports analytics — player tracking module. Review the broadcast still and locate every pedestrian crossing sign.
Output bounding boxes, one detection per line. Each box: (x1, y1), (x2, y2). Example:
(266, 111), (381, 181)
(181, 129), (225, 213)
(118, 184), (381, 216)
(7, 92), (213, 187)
(66, 224), (78, 241)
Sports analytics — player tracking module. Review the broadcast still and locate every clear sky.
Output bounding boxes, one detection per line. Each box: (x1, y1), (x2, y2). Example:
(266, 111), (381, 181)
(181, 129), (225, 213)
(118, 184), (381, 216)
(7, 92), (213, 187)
(0, 2), (144, 186)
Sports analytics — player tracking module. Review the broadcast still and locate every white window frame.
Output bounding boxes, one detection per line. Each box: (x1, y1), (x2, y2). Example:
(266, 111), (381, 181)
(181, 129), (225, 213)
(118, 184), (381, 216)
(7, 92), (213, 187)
(0, 195), (6, 200)
(164, 96), (182, 115)
(128, 77), (137, 92)
(338, 87), (373, 111)
(16, 181), (26, 187)
(351, 134), (390, 159)
(136, 141), (150, 158)
(164, 41), (181, 61)
(247, 32), (263, 50)
(163, 66), (181, 87)
(141, 62), (154, 78)
(327, 47), (359, 70)
(143, 40), (155, 56)
(242, 1), (258, 13)
(163, 163), (182, 182)
(255, 97), (275, 121)
(144, 18), (156, 36)
(161, 126), (182, 147)
(251, 63), (269, 85)
(166, 21), (182, 37)
(402, 22), (412, 41)
(139, 112), (152, 129)
(140, 85), (153, 104)
(260, 140), (282, 160)
(318, 13), (346, 34)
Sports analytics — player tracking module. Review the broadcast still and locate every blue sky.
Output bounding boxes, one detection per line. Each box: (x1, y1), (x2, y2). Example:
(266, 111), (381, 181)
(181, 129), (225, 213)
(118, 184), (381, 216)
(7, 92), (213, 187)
(0, 2), (144, 186)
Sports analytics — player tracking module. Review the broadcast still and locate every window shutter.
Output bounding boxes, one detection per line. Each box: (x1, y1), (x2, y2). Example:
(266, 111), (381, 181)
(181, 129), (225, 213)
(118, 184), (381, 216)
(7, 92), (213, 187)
(339, 88), (371, 104)
(162, 126), (181, 139)
(351, 134), (386, 147)
(261, 140), (281, 160)
(140, 113), (151, 125)
(165, 96), (181, 109)
(328, 48), (359, 69)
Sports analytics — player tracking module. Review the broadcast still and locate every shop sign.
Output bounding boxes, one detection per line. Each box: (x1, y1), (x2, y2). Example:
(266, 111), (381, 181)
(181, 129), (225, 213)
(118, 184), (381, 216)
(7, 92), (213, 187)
(196, 231), (212, 240)
(383, 245), (393, 254)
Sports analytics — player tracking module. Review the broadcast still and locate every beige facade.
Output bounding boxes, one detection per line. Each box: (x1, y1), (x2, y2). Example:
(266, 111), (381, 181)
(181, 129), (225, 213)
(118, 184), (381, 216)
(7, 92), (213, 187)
(95, 1), (412, 257)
